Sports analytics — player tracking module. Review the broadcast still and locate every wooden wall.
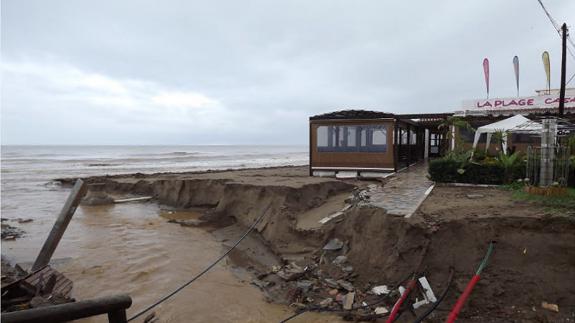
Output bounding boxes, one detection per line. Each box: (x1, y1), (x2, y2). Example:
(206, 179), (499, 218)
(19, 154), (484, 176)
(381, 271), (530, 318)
(309, 119), (396, 170)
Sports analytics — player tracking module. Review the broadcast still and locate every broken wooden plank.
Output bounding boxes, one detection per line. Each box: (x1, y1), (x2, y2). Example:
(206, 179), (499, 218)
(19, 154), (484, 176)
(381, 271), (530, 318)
(113, 196), (153, 203)
(32, 180), (87, 272)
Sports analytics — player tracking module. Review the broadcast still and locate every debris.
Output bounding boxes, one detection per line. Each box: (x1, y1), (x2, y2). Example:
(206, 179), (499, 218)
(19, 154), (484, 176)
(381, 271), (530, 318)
(296, 280), (313, 293)
(319, 212), (343, 224)
(374, 306), (389, 315)
(418, 276), (437, 303)
(1, 223), (24, 240)
(251, 279), (270, 289)
(337, 279), (354, 292)
(328, 289), (339, 296)
(332, 255), (347, 265)
(343, 292), (355, 310)
(324, 278), (339, 289)
(342, 266), (354, 273)
(523, 248), (527, 255)
(167, 219), (205, 227)
(319, 298), (333, 308)
(541, 302), (559, 313)
(113, 196), (153, 203)
(323, 238), (344, 251)
(466, 194), (485, 199)
(17, 218), (33, 224)
(276, 263), (306, 281)
(371, 285), (391, 295)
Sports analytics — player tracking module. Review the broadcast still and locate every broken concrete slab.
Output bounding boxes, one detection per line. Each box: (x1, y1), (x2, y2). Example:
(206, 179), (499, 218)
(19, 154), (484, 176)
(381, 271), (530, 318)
(337, 279), (354, 292)
(332, 255), (347, 265)
(323, 238), (344, 251)
(319, 297), (333, 308)
(374, 306), (389, 315)
(296, 280), (313, 293)
(276, 263), (306, 281)
(343, 292), (355, 310)
(324, 278), (339, 289)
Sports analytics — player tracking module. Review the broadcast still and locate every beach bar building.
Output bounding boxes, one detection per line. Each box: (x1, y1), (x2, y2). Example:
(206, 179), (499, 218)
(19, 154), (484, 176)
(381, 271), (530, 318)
(308, 110), (450, 177)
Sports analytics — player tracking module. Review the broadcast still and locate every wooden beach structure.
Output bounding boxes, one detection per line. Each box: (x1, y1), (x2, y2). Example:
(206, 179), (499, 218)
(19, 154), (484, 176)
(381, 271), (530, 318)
(308, 110), (452, 176)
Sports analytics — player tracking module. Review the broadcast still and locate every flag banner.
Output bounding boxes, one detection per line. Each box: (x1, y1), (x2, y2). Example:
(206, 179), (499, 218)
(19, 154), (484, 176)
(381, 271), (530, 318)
(483, 58), (490, 99)
(542, 51), (551, 93)
(513, 56), (520, 97)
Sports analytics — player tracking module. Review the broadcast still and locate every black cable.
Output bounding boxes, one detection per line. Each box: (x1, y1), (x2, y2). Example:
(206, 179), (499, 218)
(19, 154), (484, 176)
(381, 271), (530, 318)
(536, 0), (575, 61)
(127, 205), (272, 322)
(412, 267), (455, 323)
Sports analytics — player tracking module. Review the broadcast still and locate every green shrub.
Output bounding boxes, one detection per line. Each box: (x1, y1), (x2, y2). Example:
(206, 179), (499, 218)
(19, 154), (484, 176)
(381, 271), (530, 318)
(429, 159), (461, 183)
(428, 151), (526, 185)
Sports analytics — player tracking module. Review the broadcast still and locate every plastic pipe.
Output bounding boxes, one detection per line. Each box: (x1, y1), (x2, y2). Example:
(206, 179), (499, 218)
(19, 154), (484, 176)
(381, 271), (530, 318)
(445, 242), (494, 323)
(386, 278), (417, 323)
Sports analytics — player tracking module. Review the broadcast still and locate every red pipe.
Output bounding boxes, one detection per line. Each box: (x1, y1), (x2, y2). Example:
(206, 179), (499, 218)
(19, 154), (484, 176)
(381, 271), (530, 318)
(385, 278), (417, 323)
(445, 274), (481, 323)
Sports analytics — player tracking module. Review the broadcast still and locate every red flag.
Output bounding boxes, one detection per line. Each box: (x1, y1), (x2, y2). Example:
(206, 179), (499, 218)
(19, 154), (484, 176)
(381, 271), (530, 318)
(483, 58), (490, 99)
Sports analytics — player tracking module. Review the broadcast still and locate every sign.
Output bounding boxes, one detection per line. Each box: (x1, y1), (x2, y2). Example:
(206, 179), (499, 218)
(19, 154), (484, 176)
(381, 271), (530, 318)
(462, 94), (575, 111)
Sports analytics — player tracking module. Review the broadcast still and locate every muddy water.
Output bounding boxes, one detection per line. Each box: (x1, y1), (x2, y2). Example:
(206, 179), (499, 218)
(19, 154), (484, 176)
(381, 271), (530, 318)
(1, 146), (338, 322)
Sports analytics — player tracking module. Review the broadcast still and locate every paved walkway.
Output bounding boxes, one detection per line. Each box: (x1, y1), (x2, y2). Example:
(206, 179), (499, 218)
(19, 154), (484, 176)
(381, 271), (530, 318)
(363, 163), (434, 217)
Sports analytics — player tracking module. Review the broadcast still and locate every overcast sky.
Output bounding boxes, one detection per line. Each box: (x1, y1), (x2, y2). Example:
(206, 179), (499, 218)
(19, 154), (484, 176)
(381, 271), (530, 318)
(2, 0), (574, 145)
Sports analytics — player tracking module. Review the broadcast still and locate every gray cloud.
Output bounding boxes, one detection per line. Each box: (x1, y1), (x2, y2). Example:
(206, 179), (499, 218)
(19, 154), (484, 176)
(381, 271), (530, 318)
(2, 0), (574, 144)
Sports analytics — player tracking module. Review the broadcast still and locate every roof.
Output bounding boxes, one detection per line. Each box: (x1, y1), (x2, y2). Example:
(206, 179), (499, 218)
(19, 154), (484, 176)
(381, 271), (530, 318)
(309, 110), (396, 120)
(476, 115), (531, 133)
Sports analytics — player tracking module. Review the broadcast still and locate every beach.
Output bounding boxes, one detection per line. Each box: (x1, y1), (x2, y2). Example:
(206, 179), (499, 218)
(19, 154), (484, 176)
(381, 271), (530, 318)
(2, 146), (574, 322)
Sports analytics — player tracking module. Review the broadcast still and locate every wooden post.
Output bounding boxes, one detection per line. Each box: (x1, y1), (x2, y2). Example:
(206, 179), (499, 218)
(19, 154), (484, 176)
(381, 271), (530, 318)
(407, 124), (412, 167)
(32, 179), (87, 272)
(558, 23), (567, 116)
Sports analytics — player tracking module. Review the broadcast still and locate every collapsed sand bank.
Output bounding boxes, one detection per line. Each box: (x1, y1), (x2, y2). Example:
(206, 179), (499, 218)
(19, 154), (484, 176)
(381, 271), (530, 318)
(59, 166), (575, 322)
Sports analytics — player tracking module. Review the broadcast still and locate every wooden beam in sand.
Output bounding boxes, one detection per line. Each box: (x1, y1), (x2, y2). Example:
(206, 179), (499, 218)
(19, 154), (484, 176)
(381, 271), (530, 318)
(32, 179), (87, 272)
(113, 196), (153, 203)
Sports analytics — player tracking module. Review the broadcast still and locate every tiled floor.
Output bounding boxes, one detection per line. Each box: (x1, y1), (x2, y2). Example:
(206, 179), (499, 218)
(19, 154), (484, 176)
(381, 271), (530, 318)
(362, 163), (433, 217)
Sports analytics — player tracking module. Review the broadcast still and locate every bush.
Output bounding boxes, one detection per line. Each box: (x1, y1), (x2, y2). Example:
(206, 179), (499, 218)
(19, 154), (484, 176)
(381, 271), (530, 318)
(428, 159), (461, 183)
(428, 153), (526, 185)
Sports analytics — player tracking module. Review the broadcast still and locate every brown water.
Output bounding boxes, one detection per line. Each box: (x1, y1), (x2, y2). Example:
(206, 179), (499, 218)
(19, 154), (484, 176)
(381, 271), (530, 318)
(1, 145), (338, 322)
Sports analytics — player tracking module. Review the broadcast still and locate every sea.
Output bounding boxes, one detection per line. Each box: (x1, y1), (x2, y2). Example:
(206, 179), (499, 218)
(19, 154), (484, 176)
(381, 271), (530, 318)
(0, 145), (320, 322)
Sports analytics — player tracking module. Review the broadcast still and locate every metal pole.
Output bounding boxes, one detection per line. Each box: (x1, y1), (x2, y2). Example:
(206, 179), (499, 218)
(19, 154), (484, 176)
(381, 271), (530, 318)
(558, 23), (567, 116)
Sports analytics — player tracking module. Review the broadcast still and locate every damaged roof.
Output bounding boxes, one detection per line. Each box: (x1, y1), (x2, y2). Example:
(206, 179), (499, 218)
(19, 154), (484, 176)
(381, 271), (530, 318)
(309, 110), (396, 120)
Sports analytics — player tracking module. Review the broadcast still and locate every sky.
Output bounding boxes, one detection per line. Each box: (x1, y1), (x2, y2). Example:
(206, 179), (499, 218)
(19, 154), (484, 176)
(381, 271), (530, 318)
(1, 0), (575, 145)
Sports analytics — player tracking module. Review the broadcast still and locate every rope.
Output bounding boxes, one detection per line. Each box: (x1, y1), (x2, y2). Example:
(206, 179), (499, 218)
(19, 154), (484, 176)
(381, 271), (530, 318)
(127, 205), (272, 322)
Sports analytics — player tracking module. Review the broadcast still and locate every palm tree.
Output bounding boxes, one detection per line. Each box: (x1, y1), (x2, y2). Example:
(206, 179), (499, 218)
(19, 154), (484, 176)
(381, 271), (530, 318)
(438, 116), (475, 154)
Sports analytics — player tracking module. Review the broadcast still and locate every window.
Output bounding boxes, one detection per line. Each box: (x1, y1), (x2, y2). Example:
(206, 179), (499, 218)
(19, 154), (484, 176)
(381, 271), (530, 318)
(316, 125), (387, 153)
(511, 133), (539, 144)
(317, 126), (329, 147)
(459, 128), (475, 143)
(401, 129), (408, 145)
